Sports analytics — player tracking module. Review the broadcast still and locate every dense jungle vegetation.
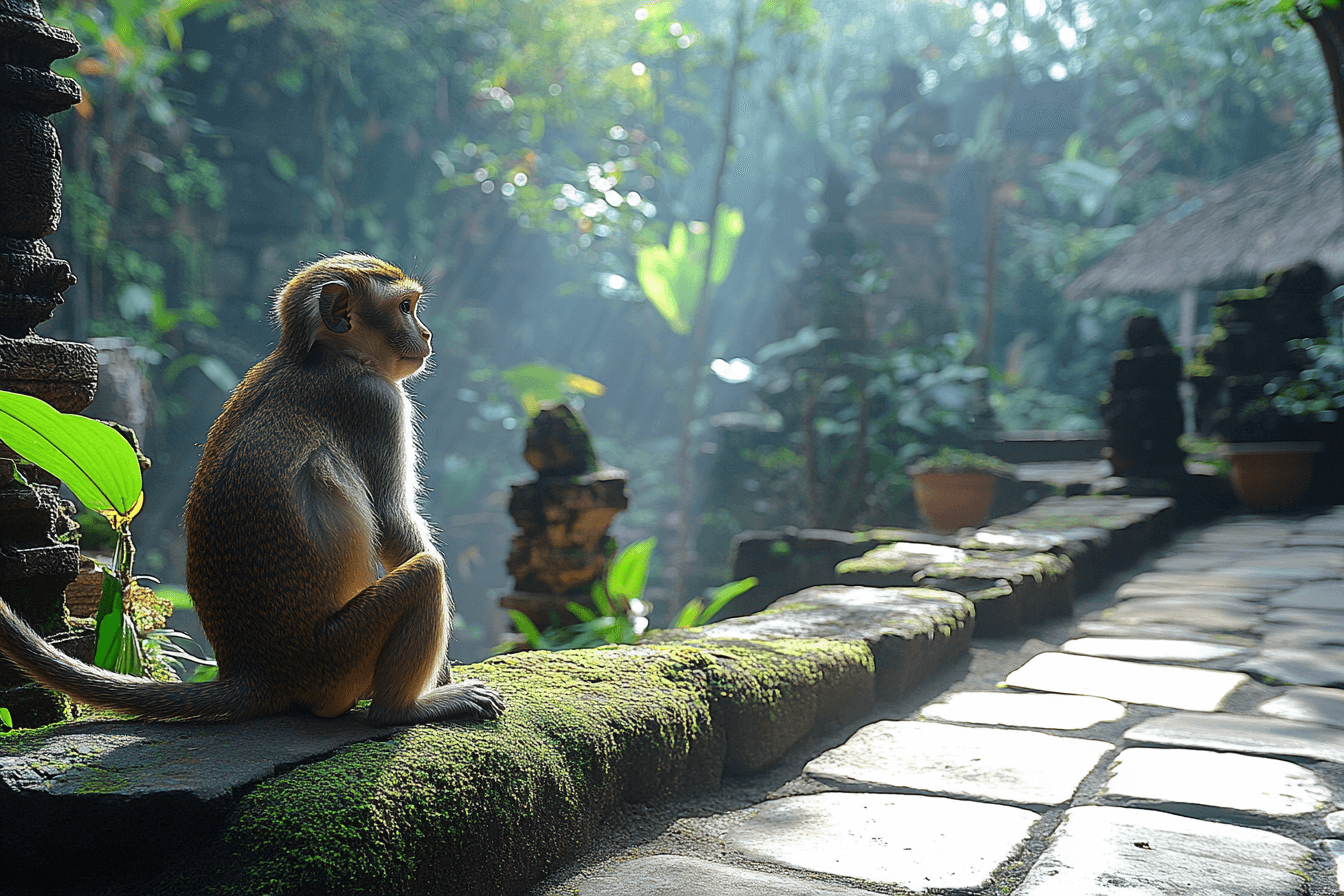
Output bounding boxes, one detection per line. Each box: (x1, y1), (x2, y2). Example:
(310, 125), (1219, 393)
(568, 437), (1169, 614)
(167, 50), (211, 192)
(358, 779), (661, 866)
(41, 0), (1334, 658)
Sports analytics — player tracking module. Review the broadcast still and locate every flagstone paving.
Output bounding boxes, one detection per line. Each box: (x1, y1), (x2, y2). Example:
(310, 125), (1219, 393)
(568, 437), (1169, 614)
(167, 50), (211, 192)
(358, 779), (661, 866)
(534, 507), (1344, 896)
(919, 691), (1126, 729)
(1099, 747), (1330, 817)
(802, 720), (1112, 807)
(721, 793), (1040, 890)
(1003, 651), (1248, 710)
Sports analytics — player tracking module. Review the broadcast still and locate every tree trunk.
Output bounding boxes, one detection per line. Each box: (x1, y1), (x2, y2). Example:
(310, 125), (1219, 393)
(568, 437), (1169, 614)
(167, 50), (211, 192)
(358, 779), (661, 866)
(1304, 4), (1344, 182)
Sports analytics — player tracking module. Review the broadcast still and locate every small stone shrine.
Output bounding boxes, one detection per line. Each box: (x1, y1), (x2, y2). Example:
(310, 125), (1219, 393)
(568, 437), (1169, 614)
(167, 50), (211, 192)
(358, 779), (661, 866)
(1099, 313), (1186, 478)
(499, 403), (629, 632)
(0, 1), (101, 724)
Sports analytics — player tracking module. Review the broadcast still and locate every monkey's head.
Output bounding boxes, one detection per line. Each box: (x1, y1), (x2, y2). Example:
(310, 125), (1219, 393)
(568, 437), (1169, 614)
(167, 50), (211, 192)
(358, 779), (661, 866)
(275, 254), (432, 381)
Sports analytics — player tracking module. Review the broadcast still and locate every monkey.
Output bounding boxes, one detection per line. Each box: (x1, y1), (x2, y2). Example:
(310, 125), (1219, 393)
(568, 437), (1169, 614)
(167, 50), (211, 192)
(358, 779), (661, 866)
(0, 253), (505, 726)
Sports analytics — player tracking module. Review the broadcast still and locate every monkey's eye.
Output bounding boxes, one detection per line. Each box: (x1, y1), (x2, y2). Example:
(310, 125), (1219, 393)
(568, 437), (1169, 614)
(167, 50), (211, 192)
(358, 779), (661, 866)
(400, 299), (412, 314)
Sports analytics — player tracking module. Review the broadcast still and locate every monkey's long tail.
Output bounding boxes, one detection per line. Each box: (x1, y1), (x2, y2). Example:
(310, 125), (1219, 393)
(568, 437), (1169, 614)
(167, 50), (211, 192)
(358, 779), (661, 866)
(0, 596), (255, 722)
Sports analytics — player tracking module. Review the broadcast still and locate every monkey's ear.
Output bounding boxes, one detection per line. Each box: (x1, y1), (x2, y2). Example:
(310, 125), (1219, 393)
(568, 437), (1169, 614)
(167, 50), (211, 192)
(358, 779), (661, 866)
(318, 281), (353, 334)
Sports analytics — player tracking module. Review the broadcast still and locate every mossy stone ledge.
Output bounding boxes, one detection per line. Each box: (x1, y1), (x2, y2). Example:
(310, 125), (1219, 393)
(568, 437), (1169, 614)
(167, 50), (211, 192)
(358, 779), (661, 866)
(0, 494), (1181, 896)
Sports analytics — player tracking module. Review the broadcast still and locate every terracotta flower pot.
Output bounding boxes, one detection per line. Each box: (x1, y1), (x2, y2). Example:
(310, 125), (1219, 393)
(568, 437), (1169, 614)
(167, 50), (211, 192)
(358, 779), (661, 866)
(910, 471), (997, 531)
(1221, 442), (1322, 511)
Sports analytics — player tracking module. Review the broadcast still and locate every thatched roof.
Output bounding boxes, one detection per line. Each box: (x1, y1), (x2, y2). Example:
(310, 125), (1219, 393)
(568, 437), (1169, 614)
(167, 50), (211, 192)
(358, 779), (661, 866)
(1065, 137), (1344, 299)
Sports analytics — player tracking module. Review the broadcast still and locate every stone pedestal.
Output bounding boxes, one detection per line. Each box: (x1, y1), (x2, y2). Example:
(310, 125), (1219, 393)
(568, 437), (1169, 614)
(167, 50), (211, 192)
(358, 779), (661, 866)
(0, 0), (99, 725)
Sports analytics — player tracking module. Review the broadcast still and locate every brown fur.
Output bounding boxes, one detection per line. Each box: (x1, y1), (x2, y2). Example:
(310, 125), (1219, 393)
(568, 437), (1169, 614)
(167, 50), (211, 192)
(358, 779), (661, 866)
(0, 254), (504, 724)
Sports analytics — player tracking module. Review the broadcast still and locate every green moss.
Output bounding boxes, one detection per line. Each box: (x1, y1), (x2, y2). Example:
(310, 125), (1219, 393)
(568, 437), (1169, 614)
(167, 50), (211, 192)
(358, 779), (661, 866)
(210, 640), (876, 895)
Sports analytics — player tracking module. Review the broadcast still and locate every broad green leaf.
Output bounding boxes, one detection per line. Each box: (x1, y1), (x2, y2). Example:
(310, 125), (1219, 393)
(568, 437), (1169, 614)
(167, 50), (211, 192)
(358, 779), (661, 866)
(605, 536), (656, 604)
(501, 363), (606, 415)
(636, 208), (744, 334)
(0, 707), (11, 730)
(636, 242), (692, 333)
(0, 390), (143, 519)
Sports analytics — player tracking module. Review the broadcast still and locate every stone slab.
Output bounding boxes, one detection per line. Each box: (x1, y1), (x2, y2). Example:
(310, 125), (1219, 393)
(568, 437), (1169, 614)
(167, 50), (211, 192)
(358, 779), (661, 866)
(1118, 571), (1280, 594)
(1268, 581), (1344, 612)
(1062, 637), (1244, 664)
(1126, 710), (1344, 764)
(1257, 621), (1344, 649)
(1287, 534), (1344, 548)
(1327, 810), (1344, 834)
(1238, 647), (1344, 687)
(919, 691), (1125, 729)
(1016, 805), (1312, 896)
(803, 720), (1110, 807)
(723, 792), (1040, 891)
(1229, 547), (1344, 569)
(1074, 620), (1256, 647)
(1258, 686), (1344, 728)
(1262, 606), (1344, 627)
(1085, 597), (1261, 635)
(1220, 564), (1337, 583)
(0, 714), (385, 803)
(565, 855), (888, 896)
(1100, 747), (1329, 817)
(1113, 584), (1265, 604)
(1005, 652), (1248, 711)
(656, 585), (973, 701)
(1151, 553), (1241, 571)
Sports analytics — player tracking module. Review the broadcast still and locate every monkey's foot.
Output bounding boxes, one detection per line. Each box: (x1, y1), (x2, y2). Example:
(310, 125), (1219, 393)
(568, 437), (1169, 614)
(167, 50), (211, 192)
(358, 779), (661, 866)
(369, 679), (506, 725)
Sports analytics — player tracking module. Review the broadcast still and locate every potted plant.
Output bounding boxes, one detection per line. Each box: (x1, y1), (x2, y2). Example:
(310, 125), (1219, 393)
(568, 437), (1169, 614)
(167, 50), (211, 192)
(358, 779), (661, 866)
(1191, 265), (1341, 511)
(906, 447), (1017, 532)
(1218, 335), (1344, 510)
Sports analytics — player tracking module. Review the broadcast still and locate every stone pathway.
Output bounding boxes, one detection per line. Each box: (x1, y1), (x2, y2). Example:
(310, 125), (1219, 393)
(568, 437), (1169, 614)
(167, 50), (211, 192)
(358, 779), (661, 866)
(532, 507), (1344, 895)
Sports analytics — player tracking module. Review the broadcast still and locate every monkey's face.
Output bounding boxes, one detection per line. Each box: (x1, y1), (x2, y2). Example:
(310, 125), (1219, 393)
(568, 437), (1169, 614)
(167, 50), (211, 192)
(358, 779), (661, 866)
(370, 282), (433, 381)
(314, 274), (432, 382)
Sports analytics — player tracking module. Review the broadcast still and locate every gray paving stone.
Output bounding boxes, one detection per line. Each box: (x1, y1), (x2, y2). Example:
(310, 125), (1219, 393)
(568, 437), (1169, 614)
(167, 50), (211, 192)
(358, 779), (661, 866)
(1263, 606), (1344, 627)
(1075, 620), (1256, 647)
(1087, 597), (1261, 634)
(1100, 747), (1329, 817)
(722, 792), (1039, 891)
(1287, 533), (1344, 548)
(1268, 581), (1344, 612)
(803, 720), (1110, 807)
(1258, 686), (1344, 728)
(1228, 548), (1344, 570)
(1062, 637), (1244, 664)
(919, 691), (1126, 730)
(1114, 583), (1266, 603)
(1126, 710), (1344, 763)
(564, 855), (888, 896)
(1005, 652), (1248, 711)
(1257, 621), (1344, 649)
(1015, 805), (1312, 896)
(1119, 571), (1280, 594)
(1221, 564), (1338, 583)
(1238, 647), (1344, 687)
(1325, 810), (1344, 834)
(1151, 553), (1241, 571)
